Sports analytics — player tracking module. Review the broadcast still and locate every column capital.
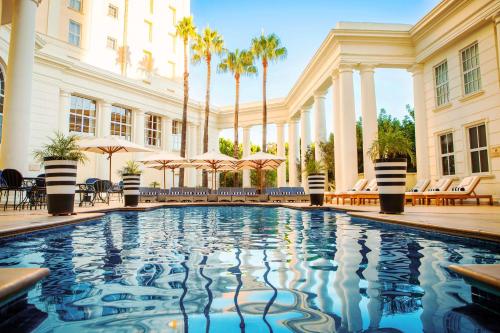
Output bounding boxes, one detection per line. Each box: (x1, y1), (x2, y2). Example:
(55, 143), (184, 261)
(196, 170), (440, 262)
(275, 122), (285, 128)
(407, 64), (424, 75)
(31, 0), (43, 6)
(300, 106), (311, 115)
(338, 63), (355, 73)
(358, 64), (376, 73)
(313, 90), (327, 99)
(60, 89), (71, 97)
(288, 116), (299, 124)
(331, 68), (339, 79)
(493, 11), (500, 24)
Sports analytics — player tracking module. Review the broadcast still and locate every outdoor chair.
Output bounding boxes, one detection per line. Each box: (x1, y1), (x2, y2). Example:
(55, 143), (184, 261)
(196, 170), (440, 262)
(193, 187), (209, 202)
(27, 174), (47, 210)
(266, 187), (284, 202)
(433, 176), (492, 206)
(157, 189), (169, 202)
(325, 179), (368, 204)
(180, 187), (195, 202)
(93, 180), (112, 205)
(419, 178), (454, 205)
(348, 180), (379, 205)
(231, 188), (246, 202)
(404, 179), (431, 205)
(1, 169), (29, 210)
(165, 187), (182, 202)
(288, 187), (309, 203)
(217, 187), (232, 202)
(244, 188), (260, 202)
(109, 181), (123, 202)
(139, 187), (159, 203)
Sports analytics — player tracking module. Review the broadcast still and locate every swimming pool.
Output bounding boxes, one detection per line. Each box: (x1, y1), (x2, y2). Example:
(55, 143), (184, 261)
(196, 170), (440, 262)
(0, 206), (498, 332)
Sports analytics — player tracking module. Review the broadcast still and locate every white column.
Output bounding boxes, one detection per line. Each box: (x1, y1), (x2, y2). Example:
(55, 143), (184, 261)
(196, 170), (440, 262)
(409, 64), (430, 179)
(359, 65), (378, 180)
(133, 110), (145, 145)
(338, 64), (358, 192)
(59, 90), (71, 135)
(313, 91), (327, 162)
(162, 117), (172, 152)
(0, 0), (41, 173)
(300, 107), (311, 189)
(242, 126), (251, 187)
(276, 123), (286, 187)
(97, 101), (112, 180)
(287, 118), (299, 186)
(331, 70), (343, 192)
(47, 0), (61, 37)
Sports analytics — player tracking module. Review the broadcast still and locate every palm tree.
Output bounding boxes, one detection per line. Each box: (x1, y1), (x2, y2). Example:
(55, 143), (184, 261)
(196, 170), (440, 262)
(251, 33), (287, 153)
(175, 16), (197, 187)
(218, 49), (257, 185)
(192, 27), (225, 187)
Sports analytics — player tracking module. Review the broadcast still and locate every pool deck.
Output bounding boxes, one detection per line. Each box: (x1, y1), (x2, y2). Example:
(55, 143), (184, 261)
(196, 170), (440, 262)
(0, 201), (499, 243)
(0, 268), (50, 307)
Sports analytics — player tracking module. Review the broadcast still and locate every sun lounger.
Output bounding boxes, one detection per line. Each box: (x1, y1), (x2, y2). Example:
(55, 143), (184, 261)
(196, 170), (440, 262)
(139, 187), (159, 203)
(156, 189), (169, 202)
(418, 178), (453, 205)
(433, 176), (493, 206)
(244, 188), (260, 202)
(286, 187), (308, 203)
(193, 187), (209, 202)
(349, 180), (379, 205)
(231, 188), (246, 202)
(325, 179), (368, 204)
(165, 187), (183, 202)
(404, 179), (430, 205)
(266, 187), (284, 202)
(217, 187), (232, 202)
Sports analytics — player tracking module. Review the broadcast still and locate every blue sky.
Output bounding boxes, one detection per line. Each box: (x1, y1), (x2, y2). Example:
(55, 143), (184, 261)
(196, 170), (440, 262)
(189, 0), (441, 143)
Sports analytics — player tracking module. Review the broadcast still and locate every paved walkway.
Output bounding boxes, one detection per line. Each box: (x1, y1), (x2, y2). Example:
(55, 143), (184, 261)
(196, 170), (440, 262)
(0, 201), (499, 242)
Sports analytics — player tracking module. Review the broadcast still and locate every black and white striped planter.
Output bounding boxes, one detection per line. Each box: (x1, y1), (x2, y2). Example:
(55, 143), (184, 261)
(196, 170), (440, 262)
(123, 173), (140, 207)
(308, 173), (326, 206)
(375, 158), (407, 214)
(44, 158), (77, 216)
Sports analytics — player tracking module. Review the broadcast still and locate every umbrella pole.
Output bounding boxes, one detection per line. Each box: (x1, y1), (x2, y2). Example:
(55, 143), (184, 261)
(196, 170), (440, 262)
(163, 167), (166, 189)
(108, 153), (112, 182)
(172, 169), (175, 188)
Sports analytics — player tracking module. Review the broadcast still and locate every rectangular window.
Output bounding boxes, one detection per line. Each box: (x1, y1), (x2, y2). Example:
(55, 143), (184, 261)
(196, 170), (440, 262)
(461, 42), (482, 95)
(68, 20), (81, 46)
(108, 4), (118, 18)
(145, 20), (153, 42)
(69, 95), (96, 135)
(169, 7), (176, 25)
(110, 105), (132, 140)
(145, 114), (162, 147)
(172, 120), (181, 151)
(68, 0), (82, 12)
(169, 33), (176, 54)
(434, 61), (449, 107)
(106, 36), (117, 50)
(167, 61), (175, 78)
(439, 132), (455, 176)
(468, 124), (489, 173)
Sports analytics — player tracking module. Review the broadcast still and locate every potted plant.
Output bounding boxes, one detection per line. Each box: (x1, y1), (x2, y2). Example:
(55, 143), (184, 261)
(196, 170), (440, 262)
(306, 158), (326, 206)
(118, 160), (142, 207)
(368, 128), (415, 214)
(34, 132), (87, 216)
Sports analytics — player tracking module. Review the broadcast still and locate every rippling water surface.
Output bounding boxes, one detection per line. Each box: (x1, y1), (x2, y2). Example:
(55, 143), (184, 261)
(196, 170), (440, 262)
(0, 207), (499, 332)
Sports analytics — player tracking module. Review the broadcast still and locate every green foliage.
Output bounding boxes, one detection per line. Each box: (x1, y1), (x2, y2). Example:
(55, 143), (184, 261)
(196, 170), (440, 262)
(319, 133), (334, 180)
(251, 33), (288, 65)
(33, 131), (87, 163)
(306, 158), (324, 175)
(118, 160), (142, 175)
(218, 49), (257, 77)
(191, 26), (225, 64)
(175, 16), (197, 41)
(150, 181), (160, 188)
(219, 137), (242, 158)
(368, 127), (416, 163)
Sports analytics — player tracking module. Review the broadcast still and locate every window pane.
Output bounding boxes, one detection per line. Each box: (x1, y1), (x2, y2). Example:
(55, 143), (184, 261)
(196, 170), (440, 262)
(479, 149), (489, 172)
(478, 124), (487, 148)
(440, 134), (447, 154)
(471, 151), (480, 173)
(469, 127), (478, 149)
(441, 157), (449, 176)
(449, 155), (455, 175)
(447, 133), (454, 153)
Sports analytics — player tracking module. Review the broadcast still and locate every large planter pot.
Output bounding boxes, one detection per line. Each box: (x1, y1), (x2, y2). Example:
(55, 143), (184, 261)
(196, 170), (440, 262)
(308, 173), (326, 206)
(44, 158), (77, 216)
(123, 173), (140, 207)
(375, 158), (407, 214)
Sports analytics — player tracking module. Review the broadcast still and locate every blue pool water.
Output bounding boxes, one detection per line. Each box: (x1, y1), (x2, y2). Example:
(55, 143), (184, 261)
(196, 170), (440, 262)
(0, 206), (499, 332)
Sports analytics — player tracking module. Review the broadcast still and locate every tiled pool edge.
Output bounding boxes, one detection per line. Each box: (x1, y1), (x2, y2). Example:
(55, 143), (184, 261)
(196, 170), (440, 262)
(0, 203), (499, 244)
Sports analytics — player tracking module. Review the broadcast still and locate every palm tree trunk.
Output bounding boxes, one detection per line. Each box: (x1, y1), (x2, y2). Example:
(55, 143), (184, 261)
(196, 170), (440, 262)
(179, 37), (189, 187)
(260, 62), (268, 190)
(202, 55), (211, 187)
(233, 75), (240, 186)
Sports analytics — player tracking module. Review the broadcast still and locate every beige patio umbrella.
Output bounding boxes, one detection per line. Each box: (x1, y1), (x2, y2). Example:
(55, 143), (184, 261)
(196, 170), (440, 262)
(189, 151), (238, 190)
(238, 152), (286, 191)
(78, 136), (152, 181)
(139, 152), (187, 189)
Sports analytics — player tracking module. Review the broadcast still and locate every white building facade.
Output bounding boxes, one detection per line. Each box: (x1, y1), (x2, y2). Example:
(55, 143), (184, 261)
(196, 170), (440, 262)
(0, 0), (499, 198)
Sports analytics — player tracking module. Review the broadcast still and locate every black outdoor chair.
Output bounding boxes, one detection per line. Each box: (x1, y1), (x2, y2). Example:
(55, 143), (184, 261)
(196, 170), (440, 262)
(109, 181), (123, 202)
(93, 180), (112, 205)
(1, 169), (28, 210)
(29, 174), (47, 210)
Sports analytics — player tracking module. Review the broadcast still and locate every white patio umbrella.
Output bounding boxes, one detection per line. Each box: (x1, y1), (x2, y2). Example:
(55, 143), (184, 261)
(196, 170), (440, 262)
(189, 151), (238, 190)
(139, 152), (187, 189)
(78, 136), (152, 181)
(238, 152), (286, 191)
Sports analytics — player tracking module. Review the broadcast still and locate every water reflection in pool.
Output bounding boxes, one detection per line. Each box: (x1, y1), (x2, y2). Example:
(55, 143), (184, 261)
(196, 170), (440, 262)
(0, 207), (498, 332)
